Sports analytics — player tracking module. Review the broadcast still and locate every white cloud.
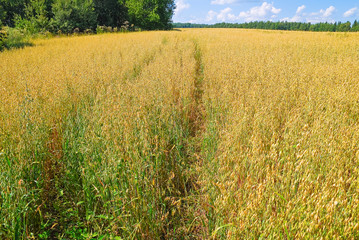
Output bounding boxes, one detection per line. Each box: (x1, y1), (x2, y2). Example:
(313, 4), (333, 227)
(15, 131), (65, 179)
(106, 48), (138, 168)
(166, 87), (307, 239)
(206, 2), (281, 23)
(296, 5), (306, 14)
(211, 0), (237, 5)
(217, 8), (237, 22)
(238, 2), (281, 22)
(290, 15), (302, 22)
(320, 6), (335, 18)
(344, 7), (358, 17)
(175, 0), (190, 14)
(307, 6), (335, 23)
(281, 5), (305, 22)
(206, 10), (218, 22)
(282, 5), (336, 23)
(207, 8), (236, 22)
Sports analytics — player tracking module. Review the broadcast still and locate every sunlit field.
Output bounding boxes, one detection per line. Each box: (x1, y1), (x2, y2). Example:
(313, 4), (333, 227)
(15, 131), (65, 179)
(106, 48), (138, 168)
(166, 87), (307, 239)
(1, 29), (359, 239)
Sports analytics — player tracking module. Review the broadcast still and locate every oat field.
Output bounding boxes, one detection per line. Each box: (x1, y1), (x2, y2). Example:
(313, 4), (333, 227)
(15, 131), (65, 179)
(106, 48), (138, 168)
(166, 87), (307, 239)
(1, 29), (359, 239)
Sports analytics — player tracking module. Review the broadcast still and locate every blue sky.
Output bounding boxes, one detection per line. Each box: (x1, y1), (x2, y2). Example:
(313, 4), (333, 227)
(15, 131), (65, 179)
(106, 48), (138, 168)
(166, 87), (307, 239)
(173, 0), (359, 24)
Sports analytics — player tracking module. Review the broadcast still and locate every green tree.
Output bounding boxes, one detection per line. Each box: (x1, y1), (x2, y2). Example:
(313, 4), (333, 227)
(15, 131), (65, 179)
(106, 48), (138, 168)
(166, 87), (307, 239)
(51, 0), (97, 33)
(14, 0), (50, 33)
(93, 0), (127, 27)
(0, 4), (5, 51)
(337, 21), (351, 32)
(0, 1), (5, 26)
(0, 0), (27, 26)
(351, 20), (359, 32)
(125, 0), (175, 30)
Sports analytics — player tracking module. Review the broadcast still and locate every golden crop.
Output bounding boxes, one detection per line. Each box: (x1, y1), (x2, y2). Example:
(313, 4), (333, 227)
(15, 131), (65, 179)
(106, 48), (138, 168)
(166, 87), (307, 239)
(0, 29), (359, 239)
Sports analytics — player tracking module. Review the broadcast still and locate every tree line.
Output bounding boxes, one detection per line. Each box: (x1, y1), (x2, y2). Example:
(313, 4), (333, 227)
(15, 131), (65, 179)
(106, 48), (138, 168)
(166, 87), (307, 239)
(174, 20), (359, 32)
(0, 0), (176, 33)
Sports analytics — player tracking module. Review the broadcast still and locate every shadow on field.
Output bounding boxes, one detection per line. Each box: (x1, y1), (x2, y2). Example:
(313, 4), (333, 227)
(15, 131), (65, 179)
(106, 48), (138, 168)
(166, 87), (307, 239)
(6, 41), (34, 50)
(2, 27), (35, 51)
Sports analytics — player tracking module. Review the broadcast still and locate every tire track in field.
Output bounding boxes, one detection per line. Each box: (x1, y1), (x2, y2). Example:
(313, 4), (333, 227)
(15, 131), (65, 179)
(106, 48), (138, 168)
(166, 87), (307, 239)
(40, 36), (208, 239)
(158, 38), (207, 239)
(177, 39), (207, 238)
(189, 40), (205, 138)
(124, 40), (167, 82)
(38, 40), (168, 238)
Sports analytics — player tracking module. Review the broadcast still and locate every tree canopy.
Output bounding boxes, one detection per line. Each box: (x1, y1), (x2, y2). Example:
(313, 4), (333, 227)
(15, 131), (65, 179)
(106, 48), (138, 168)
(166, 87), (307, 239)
(173, 21), (359, 32)
(0, 0), (176, 33)
(126, 0), (175, 30)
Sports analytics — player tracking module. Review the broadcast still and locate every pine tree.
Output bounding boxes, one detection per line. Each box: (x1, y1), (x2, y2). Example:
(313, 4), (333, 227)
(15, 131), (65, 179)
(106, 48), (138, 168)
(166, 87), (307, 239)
(352, 20), (359, 32)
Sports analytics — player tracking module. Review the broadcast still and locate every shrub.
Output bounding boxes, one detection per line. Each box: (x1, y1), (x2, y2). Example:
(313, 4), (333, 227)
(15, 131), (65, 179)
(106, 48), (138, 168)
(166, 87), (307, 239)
(84, 29), (93, 34)
(3, 27), (32, 49)
(14, 0), (51, 34)
(73, 28), (80, 34)
(51, 0), (97, 33)
(96, 25), (105, 34)
(0, 27), (7, 51)
(96, 25), (114, 34)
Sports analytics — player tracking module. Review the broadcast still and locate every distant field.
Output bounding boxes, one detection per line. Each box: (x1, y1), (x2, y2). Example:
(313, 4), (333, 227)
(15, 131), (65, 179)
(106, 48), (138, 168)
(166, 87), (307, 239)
(1, 29), (359, 239)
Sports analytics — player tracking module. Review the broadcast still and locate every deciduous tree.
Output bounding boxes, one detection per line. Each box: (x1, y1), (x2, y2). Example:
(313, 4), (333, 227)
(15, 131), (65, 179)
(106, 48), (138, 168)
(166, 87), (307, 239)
(93, 0), (127, 27)
(14, 0), (50, 33)
(51, 0), (97, 33)
(125, 0), (175, 30)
